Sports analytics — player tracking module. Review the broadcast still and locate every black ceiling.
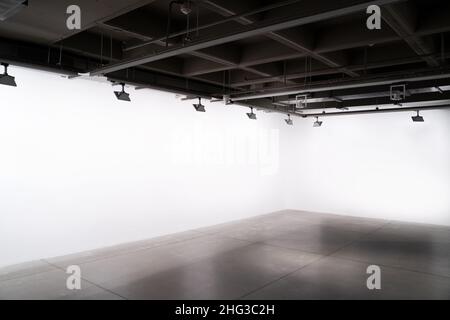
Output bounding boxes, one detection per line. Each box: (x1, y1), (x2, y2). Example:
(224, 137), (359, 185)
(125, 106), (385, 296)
(1, 0), (450, 117)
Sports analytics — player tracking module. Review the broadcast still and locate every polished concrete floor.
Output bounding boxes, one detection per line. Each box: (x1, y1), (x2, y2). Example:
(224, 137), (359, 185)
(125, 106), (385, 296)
(0, 210), (449, 300)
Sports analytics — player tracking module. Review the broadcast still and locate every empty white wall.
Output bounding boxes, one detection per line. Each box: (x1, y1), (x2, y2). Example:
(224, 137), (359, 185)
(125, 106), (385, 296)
(0, 67), (283, 267)
(1, 67), (449, 268)
(282, 110), (450, 226)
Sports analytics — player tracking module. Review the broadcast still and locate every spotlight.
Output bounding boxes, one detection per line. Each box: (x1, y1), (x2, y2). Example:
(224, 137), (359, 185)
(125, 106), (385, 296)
(193, 97), (206, 112)
(412, 110), (424, 122)
(246, 107), (257, 120)
(313, 117), (323, 127)
(0, 63), (17, 87)
(114, 83), (131, 102)
(285, 114), (293, 125)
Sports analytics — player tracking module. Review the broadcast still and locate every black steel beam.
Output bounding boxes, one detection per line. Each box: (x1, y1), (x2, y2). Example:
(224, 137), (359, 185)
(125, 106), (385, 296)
(89, 0), (402, 76)
(382, 3), (440, 67)
(300, 105), (450, 118)
(230, 66), (450, 101)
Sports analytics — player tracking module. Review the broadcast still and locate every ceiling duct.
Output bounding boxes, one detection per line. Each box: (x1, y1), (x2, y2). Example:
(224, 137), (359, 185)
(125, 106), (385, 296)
(0, 0), (27, 21)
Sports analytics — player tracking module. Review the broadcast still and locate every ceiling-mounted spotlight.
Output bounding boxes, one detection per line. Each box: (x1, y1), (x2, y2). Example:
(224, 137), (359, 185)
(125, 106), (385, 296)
(193, 97), (205, 112)
(114, 83), (131, 102)
(247, 107), (257, 120)
(285, 114), (293, 125)
(412, 110), (424, 122)
(0, 63), (17, 87)
(313, 117), (323, 127)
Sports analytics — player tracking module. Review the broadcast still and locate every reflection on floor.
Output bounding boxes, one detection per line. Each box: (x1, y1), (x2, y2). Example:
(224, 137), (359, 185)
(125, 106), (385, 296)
(1, 210), (449, 300)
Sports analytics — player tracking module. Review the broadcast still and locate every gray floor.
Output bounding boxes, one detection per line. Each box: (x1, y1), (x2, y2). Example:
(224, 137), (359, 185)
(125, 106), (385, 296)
(0, 210), (449, 300)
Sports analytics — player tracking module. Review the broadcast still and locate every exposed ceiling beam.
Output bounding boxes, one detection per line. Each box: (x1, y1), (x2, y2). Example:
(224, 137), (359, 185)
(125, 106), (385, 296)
(231, 48), (450, 87)
(231, 68), (450, 101)
(290, 77), (450, 99)
(180, 40), (307, 77)
(289, 91), (450, 110)
(299, 105), (450, 118)
(99, 22), (152, 42)
(121, 6), (421, 78)
(382, 2), (440, 67)
(201, 0), (359, 77)
(314, 21), (399, 53)
(106, 18), (284, 81)
(58, 31), (232, 89)
(89, 0), (403, 76)
(106, 67), (224, 98)
(185, 48), (286, 79)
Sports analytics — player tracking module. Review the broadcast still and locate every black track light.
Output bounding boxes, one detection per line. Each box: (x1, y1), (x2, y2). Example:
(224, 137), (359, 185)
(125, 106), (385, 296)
(285, 114), (293, 125)
(114, 83), (131, 102)
(193, 97), (206, 112)
(0, 63), (17, 87)
(412, 110), (424, 122)
(246, 107), (257, 120)
(313, 116), (323, 127)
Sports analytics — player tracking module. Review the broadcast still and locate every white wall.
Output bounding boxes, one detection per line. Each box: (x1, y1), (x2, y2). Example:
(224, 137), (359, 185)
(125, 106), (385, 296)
(1, 67), (449, 267)
(282, 110), (450, 226)
(0, 67), (283, 267)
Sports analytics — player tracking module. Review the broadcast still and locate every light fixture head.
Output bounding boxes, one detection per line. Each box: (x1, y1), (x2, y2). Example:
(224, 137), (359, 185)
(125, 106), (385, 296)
(193, 97), (206, 112)
(285, 114), (293, 125)
(246, 107), (257, 120)
(115, 91), (130, 101)
(412, 110), (424, 122)
(0, 63), (17, 87)
(313, 117), (322, 127)
(114, 83), (131, 102)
